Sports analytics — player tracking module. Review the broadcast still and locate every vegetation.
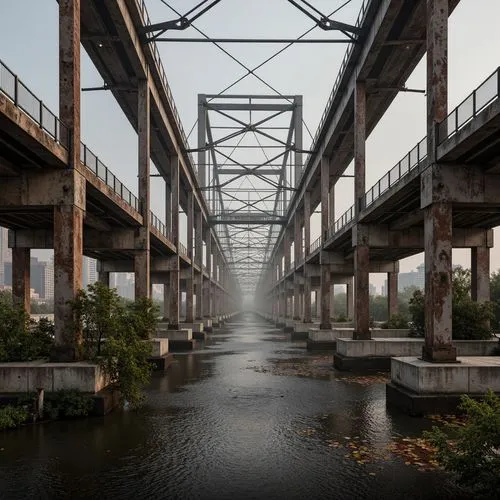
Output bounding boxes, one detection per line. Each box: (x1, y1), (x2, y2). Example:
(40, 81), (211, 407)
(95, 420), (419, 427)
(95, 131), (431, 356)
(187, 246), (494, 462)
(409, 267), (492, 339)
(0, 291), (54, 362)
(382, 313), (409, 329)
(424, 390), (500, 496)
(44, 390), (94, 419)
(0, 405), (29, 431)
(71, 282), (158, 407)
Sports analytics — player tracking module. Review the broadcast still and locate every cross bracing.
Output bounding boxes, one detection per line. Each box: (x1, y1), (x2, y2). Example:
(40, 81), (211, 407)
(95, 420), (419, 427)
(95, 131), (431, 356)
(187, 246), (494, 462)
(198, 94), (303, 295)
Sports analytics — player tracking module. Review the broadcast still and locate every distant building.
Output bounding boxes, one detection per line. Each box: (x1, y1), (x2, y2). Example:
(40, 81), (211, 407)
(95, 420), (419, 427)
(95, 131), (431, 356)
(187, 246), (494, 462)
(369, 283), (377, 296)
(82, 257), (97, 288)
(4, 257), (54, 300)
(383, 263), (425, 296)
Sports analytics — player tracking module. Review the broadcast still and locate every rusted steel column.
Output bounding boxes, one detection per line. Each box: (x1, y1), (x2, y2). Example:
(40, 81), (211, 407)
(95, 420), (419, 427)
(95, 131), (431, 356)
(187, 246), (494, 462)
(97, 270), (110, 287)
(329, 186), (335, 224)
(346, 278), (354, 320)
(303, 192), (312, 322)
(134, 78), (151, 299)
(168, 262), (180, 329)
(330, 284), (335, 321)
(198, 94), (207, 187)
(471, 247), (490, 303)
(12, 248), (30, 313)
(321, 156), (330, 242)
(354, 81), (366, 215)
(163, 279), (170, 321)
(354, 244), (370, 339)
(303, 272), (312, 323)
(56, 0), (84, 356)
(204, 229), (212, 317)
(423, 202), (454, 361)
(168, 156), (180, 329)
(59, 0), (80, 166)
(195, 210), (203, 319)
(186, 191), (194, 323)
(293, 215), (302, 319)
(427, 0), (448, 162)
(320, 265), (331, 329)
(294, 96), (303, 185)
(165, 182), (172, 239)
(422, 0), (454, 362)
(387, 271), (399, 318)
(54, 204), (83, 354)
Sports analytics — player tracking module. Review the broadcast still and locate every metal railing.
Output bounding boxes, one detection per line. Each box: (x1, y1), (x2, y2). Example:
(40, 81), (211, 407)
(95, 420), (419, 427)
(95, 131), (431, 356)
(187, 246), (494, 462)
(438, 67), (500, 144)
(363, 136), (427, 209)
(178, 242), (188, 257)
(310, 235), (322, 254)
(134, 0), (195, 169)
(0, 59), (69, 148)
(150, 211), (172, 241)
(329, 205), (355, 238)
(80, 143), (140, 212)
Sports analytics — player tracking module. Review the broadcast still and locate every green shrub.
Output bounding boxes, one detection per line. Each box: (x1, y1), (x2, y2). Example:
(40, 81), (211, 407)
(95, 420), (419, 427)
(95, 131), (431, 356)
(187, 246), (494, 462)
(71, 283), (155, 408)
(0, 405), (29, 430)
(424, 390), (500, 496)
(44, 390), (94, 419)
(382, 313), (409, 329)
(334, 314), (348, 323)
(408, 267), (492, 340)
(0, 298), (54, 362)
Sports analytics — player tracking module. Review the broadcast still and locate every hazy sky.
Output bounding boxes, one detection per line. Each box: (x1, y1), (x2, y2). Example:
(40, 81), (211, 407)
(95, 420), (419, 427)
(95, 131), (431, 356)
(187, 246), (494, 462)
(1, 0), (499, 291)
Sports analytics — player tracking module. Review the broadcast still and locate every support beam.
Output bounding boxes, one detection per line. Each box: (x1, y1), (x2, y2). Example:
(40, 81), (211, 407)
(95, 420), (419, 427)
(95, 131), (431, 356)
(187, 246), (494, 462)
(471, 247), (490, 303)
(134, 78), (151, 299)
(185, 191), (194, 323)
(387, 271), (399, 318)
(354, 81), (366, 214)
(195, 210), (203, 319)
(12, 248), (30, 313)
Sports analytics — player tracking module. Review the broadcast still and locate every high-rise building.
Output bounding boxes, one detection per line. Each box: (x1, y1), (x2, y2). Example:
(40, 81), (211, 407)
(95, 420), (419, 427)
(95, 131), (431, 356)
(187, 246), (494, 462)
(82, 257), (98, 288)
(0, 227), (12, 286)
(4, 256), (54, 301)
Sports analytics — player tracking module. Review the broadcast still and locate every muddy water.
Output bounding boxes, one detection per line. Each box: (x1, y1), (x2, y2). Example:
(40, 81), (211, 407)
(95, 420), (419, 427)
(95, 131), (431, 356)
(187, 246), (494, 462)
(0, 313), (470, 499)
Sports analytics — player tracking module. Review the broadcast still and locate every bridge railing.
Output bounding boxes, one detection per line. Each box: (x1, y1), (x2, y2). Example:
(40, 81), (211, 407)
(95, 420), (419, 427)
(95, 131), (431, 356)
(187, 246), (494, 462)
(80, 143), (140, 213)
(363, 136), (427, 209)
(310, 235), (322, 254)
(178, 242), (188, 257)
(329, 205), (355, 239)
(438, 67), (500, 144)
(150, 211), (171, 241)
(0, 59), (69, 148)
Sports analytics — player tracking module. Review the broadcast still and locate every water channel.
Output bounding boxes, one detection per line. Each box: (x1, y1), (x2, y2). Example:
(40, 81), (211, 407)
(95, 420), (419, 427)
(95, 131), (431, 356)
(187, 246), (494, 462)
(0, 313), (471, 499)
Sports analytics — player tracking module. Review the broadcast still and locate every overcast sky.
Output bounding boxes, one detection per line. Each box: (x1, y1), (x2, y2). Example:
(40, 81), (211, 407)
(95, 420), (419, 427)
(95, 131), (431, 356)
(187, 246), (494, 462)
(1, 0), (499, 292)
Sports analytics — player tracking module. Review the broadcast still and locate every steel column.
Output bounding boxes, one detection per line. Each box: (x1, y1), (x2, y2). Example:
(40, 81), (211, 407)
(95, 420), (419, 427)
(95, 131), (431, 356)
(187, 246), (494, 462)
(387, 271), (399, 318)
(12, 247), (30, 313)
(471, 247), (490, 303)
(134, 78), (151, 299)
(186, 191), (194, 323)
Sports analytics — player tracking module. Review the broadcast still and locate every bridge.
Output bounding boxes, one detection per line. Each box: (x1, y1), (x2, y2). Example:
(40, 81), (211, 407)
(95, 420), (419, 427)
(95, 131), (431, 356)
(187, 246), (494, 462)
(1, 0), (500, 405)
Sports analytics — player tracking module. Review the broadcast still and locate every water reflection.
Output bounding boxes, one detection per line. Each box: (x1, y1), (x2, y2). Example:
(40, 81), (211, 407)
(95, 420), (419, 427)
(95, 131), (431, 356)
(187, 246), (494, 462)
(0, 313), (471, 499)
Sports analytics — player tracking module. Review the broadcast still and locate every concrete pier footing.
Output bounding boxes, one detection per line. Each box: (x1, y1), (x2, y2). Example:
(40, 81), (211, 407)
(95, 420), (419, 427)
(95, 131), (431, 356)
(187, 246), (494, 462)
(155, 329), (196, 350)
(386, 356), (500, 415)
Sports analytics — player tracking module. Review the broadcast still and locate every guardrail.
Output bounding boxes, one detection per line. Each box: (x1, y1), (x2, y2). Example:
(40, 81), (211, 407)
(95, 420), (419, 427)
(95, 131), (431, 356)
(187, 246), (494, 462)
(178, 242), (188, 257)
(0, 59), (69, 148)
(80, 143), (140, 213)
(329, 205), (355, 238)
(363, 136), (427, 209)
(150, 211), (172, 241)
(310, 235), (322, 254)
(438, 67), (500, 144)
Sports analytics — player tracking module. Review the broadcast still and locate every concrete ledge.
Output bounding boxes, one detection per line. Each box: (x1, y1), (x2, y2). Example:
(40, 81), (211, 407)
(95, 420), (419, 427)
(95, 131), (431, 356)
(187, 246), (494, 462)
(386, 382), (491, 416)
(334, 352), (391, 370)
(193, 331), (207, 341)
(148, 353), (174, 371)
(168, 340), (197, 351)
(293, 322), (317, 333)
(307, 339), (338, 351)
(308, 328), (410, 343)
(391, 356), (500, 394)
(0, 362), (108, 393)
(149, 338), (169, 357)
(92, 387), (121, 416)
(337, 338), (500, 359)
(180, 322), (204, 333)
(291, 331), (310, 341)
(156, 329), (193, 341)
